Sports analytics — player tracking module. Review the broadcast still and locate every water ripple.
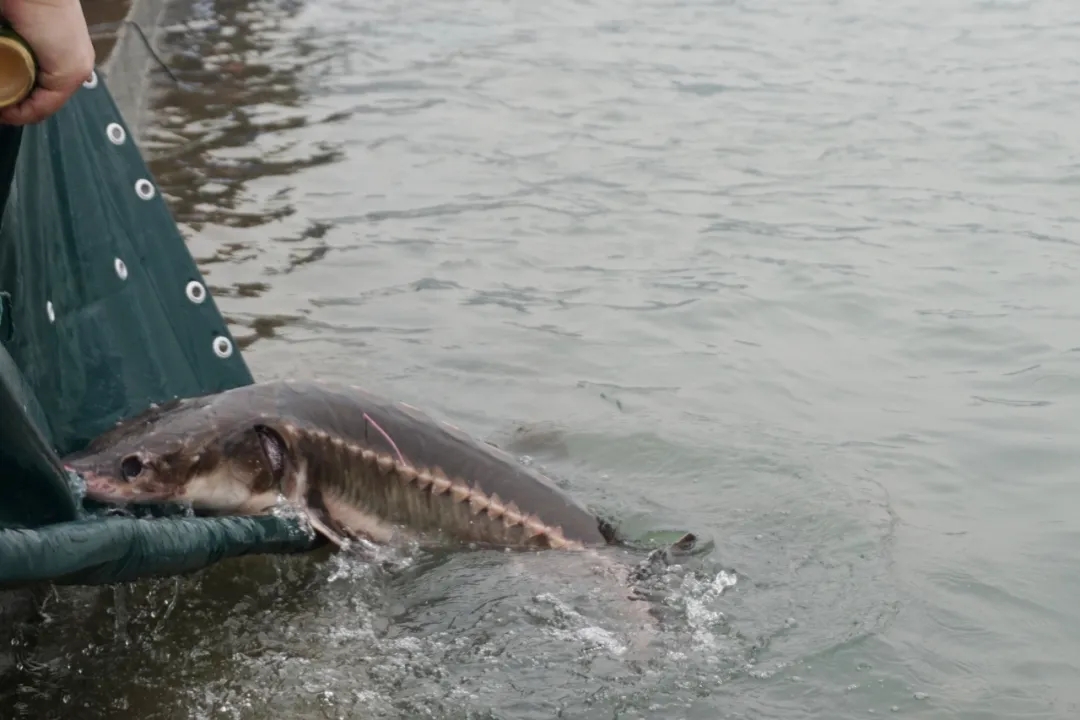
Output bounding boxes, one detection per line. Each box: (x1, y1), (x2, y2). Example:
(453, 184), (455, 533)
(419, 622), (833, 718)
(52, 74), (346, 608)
(6, 0), (1080, 718)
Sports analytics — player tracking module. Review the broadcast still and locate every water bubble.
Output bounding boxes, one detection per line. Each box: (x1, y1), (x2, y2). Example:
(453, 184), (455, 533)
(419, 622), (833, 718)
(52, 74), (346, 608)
(714, 570), (737, 592)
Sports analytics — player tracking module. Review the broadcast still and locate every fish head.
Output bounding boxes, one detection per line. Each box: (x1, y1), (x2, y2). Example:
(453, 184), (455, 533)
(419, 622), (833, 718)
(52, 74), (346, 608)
(66, 399), (292, 515)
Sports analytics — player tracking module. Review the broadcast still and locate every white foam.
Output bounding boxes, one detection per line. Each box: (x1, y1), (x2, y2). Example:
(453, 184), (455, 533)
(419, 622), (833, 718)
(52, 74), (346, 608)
(668, 569), (739, 657)
(530, 592), (629, 657)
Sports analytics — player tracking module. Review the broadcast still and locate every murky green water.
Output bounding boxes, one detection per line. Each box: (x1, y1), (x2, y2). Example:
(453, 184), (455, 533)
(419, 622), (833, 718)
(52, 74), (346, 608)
(5, 0), (1080, 717)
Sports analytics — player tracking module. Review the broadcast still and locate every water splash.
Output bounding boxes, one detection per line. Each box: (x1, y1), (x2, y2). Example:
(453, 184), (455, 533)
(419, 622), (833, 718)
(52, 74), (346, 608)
(269, 494), (320, 543)
(676, 569), (737, 647)
(527, 591), (629, 657)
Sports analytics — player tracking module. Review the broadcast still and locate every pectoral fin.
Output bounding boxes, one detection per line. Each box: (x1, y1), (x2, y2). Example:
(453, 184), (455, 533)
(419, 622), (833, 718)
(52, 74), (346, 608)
(304, 507), (353, 550)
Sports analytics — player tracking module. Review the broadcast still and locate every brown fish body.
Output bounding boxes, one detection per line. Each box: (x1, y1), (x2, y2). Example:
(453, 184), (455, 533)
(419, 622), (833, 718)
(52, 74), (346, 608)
(66, 380), (613, 551)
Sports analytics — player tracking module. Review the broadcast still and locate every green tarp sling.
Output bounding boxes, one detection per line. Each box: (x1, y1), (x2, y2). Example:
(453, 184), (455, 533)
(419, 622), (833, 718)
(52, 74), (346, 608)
(0, 69), (315, 589)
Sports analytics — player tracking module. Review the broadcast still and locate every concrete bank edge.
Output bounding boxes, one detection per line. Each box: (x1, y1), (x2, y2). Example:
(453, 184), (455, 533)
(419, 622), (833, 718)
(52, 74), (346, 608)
(100, 0), (170, 142)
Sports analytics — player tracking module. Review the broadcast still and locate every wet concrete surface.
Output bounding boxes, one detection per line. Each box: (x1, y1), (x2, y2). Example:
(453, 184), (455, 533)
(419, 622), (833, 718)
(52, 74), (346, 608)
(84, 0), (134, 64)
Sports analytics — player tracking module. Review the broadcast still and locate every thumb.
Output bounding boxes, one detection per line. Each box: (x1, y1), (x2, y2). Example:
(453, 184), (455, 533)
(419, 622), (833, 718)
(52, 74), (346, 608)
(0, 87), (68, 126)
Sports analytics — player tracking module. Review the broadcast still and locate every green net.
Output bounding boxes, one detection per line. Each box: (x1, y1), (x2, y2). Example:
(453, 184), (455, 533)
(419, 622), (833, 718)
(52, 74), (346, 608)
(0, 70), (315, 587)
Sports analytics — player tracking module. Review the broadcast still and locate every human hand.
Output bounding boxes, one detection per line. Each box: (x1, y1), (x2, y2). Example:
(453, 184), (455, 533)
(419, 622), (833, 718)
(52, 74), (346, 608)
(0, 0), (95, 125)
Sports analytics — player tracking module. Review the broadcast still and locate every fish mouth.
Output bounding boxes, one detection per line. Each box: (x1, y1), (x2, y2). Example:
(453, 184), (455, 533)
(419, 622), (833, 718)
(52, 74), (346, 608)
(74, 469), (176, 507)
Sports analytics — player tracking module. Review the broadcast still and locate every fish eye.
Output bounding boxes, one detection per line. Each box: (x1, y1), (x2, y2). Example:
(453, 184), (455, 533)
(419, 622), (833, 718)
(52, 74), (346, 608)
(120, 455), (145, 481)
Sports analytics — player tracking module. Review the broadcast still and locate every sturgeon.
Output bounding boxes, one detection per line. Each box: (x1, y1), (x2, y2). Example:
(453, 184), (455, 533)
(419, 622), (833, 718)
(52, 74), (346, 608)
(65, 380), (625, 553)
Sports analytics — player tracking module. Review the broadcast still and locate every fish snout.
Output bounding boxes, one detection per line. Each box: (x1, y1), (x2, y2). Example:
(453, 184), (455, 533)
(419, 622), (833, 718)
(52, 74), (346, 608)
(74, 467), (171, 505)
(78, 469), (130, 500)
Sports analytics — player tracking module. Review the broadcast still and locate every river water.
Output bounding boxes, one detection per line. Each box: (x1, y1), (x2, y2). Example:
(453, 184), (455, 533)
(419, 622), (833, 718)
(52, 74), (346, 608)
(5, 0), (1080, 717)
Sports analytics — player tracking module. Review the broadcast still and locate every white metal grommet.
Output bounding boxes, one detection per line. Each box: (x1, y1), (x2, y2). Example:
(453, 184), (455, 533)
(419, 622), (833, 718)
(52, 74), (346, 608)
(83, 71), (98, 89)
(46, 301), (55, 323)
(134, 179), (156, 200)
(185, 280), (207, 304)
(106, 123), (126, 145)
(114, 257), (128, 280)
(212, 336), (233, 358)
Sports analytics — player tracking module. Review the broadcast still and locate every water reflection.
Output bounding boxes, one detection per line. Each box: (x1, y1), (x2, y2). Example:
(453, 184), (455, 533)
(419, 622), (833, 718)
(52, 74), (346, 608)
(141, 0), (351, 349)
(0, 554), (337, 719)
(84, 0), (134, 63)
(145, 1), (345, 230)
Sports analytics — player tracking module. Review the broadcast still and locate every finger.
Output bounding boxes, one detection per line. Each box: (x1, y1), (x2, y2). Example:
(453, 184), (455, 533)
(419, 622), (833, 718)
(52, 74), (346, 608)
(0, 87), (68, 126)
